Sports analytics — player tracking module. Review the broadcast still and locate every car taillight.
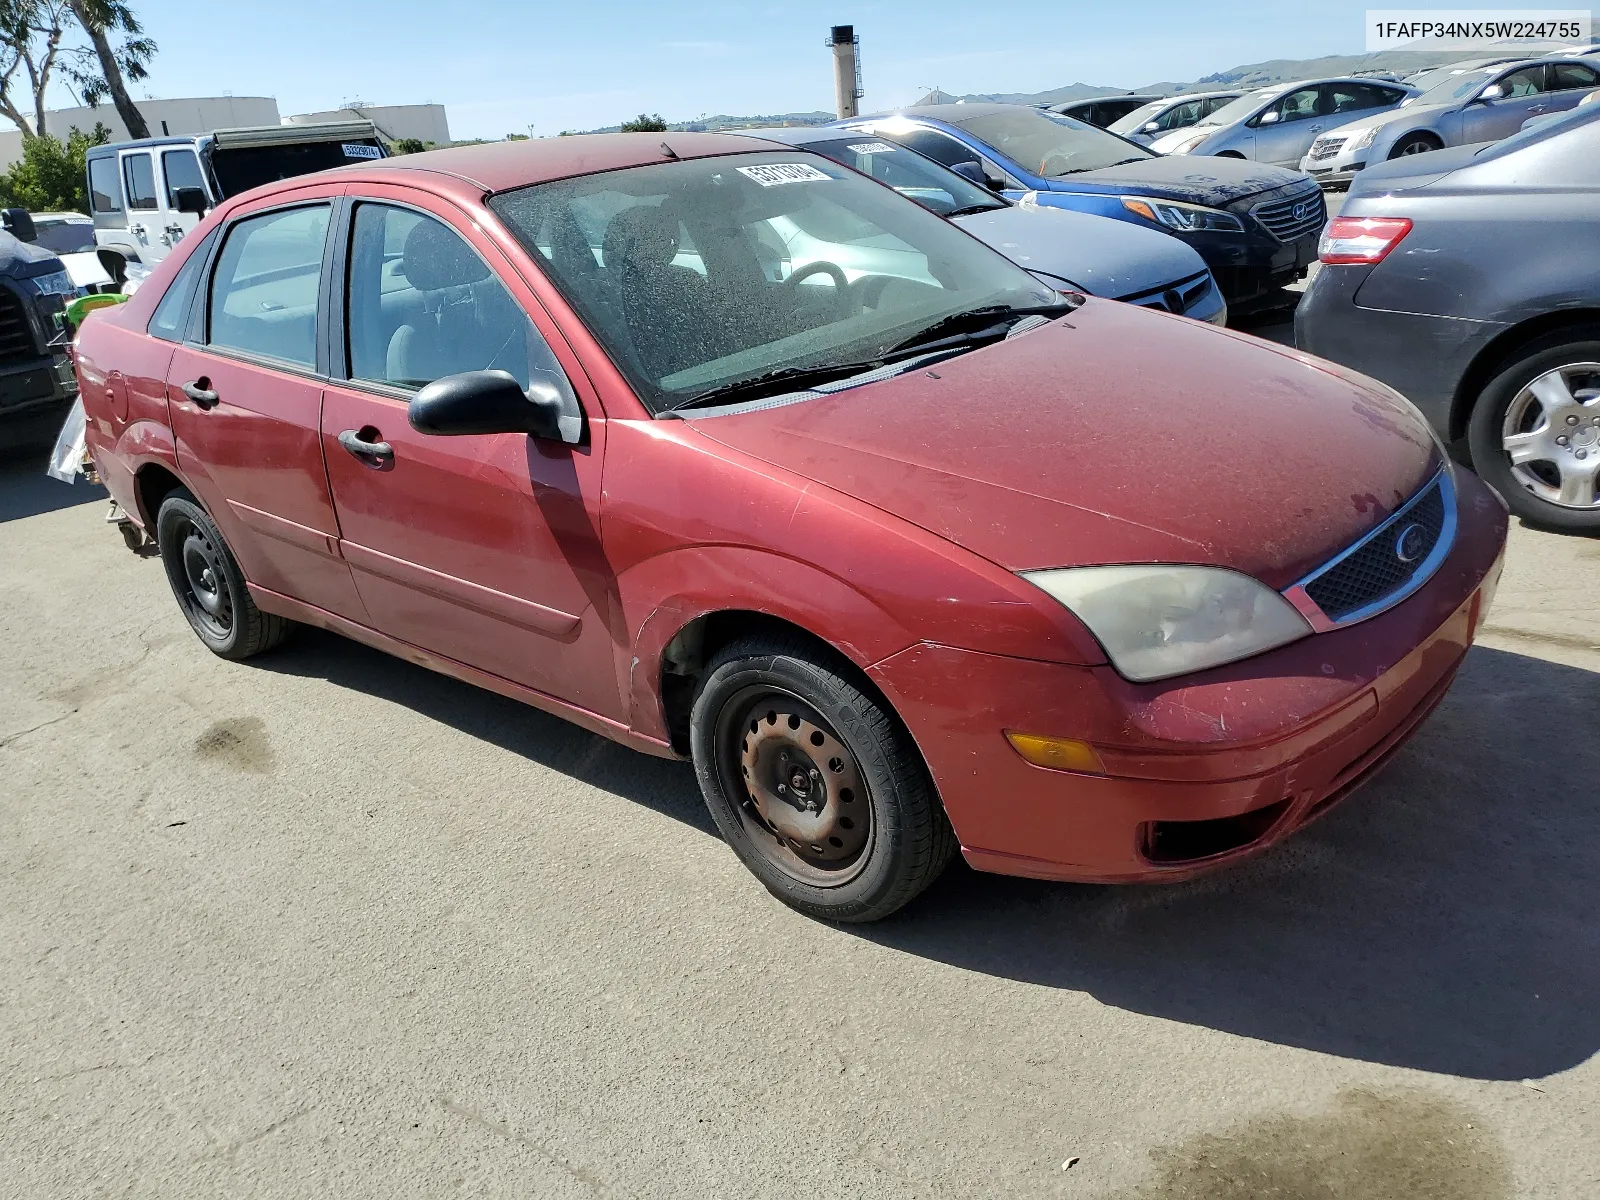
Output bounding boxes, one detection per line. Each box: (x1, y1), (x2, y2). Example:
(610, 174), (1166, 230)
(1318, 216), (1412, 265)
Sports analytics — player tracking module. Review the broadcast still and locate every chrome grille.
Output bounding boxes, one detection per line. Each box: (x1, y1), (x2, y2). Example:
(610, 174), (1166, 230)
(1251, 186), (1327, 243)
(1308, 136), (1347, 162)
(1293, 470), (1455, 625)
(1121, 270), (1212, 314)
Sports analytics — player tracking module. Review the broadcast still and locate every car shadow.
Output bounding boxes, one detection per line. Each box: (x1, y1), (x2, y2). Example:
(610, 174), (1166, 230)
(0, 440), (107, 523)
(256, 627), (715, 836)
(854, 644), (1599, 1083)
(254, 628), (1595, 1082)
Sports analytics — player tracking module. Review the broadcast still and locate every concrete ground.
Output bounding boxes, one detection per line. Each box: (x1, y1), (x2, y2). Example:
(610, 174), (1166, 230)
(3, 405), (1597, 1198)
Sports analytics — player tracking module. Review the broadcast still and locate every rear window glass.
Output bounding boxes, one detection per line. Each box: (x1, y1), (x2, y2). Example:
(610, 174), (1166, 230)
(162, 149), (206, 205)
(209, 141), (383, 198)
(89, 157), (121, 212)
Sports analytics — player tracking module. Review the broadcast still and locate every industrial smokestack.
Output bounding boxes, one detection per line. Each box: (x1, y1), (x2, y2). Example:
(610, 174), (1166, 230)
(828, 25), (861, 119)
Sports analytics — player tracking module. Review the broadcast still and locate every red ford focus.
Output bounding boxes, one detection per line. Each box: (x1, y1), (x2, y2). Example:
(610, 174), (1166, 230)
(75, 134), (1507, 921)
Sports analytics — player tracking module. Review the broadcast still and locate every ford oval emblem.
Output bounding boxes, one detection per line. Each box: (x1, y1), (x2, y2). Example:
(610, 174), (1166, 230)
(1394, 523), (1427, 563)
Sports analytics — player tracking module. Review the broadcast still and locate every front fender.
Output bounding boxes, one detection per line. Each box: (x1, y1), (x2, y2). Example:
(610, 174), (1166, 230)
(620, 545), (911, 743)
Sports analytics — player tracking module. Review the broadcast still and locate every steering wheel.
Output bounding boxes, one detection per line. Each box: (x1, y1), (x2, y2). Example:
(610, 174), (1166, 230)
(784, 260), (851, 320)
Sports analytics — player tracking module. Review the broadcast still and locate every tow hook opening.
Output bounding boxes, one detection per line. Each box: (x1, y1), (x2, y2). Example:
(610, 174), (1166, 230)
(1141, 797), (1293, 865)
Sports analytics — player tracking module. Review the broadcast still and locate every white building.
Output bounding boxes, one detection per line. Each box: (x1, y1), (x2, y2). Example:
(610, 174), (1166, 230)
(284, 104), (450, 146)
(0, 96), (281, 168)
(0, 96), (453, 169)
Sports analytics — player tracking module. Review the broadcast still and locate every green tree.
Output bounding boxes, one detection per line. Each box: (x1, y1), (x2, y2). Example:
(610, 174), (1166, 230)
(619, 112), (666, 133)
(64, 0), (153, 139)
(0, 121), (107, 210)
(389, 137), (425, 155)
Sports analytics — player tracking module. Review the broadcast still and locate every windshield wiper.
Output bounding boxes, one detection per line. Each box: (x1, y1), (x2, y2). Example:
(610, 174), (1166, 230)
(882, 303), (1067, 356)
(662, 359), (889, 413)
(945, 202), (1006, 217)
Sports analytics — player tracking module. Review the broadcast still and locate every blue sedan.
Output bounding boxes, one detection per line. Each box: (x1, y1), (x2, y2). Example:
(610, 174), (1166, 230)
(829, 104), (1323, 313)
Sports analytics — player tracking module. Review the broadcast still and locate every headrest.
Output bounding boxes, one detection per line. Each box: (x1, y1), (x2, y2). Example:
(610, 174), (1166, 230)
(400, 218), (490, 291)
(600, 205), (679, 271)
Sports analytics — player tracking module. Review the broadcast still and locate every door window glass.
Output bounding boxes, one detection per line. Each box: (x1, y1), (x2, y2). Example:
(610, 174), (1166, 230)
(1551, 62), (1599, 90)
(346, 203), (571, 397)
(1201, 95), (1235, 118)
(1263, 87), (1322, 123)
(148, 231), (217, 342)
(162, 150), (206, 206)
(1325, 83), (1393, 114)
(1158, 100), (1204, 130)
(208, 205), (330, 367)
(122, 153), (158, 210)
(89, 157), (121, 212)
(895, 129), (979, 168)
(1499, 66), (1548, 97)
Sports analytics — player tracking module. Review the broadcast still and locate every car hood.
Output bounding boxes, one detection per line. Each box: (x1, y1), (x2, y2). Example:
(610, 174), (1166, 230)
(688, 298), (1440, 588)
(1327, 101), (1454, 135)
(1045, 153), (1307, 205)
(0, 230), (66, 279)
(951, 203), (1208, 299)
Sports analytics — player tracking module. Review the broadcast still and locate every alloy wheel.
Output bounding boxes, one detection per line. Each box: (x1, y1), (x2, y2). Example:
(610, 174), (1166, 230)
(1500, 362), (1600, 510)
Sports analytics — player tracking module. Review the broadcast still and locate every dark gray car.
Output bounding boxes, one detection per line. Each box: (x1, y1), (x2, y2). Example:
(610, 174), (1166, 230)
(1296, 105), (1600, 532)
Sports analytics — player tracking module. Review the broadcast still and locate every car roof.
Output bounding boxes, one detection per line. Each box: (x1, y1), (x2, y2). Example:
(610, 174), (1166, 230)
(853, 102), (1038, 123)
(734, 126), (841, 145)
(238, 132), (786, 198)
(1058, 94), (1163, 105)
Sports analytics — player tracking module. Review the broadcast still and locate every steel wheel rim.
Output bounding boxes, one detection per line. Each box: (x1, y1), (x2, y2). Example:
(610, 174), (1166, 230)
(1501, 362), (1600, 510)
(174, 516), (233, 638)
(716, 686), (873, 888)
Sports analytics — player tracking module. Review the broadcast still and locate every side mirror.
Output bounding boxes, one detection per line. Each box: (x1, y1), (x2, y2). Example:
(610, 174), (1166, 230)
(950, 159), (986, 185)
(173, 187), (209, 216)
(1257, 110), (1281, 126)
(1477, 84), (1505, 102)
(2, 207), (36, 242)
(1142, 121), (1161, 132)
(408, 370), (577, 442)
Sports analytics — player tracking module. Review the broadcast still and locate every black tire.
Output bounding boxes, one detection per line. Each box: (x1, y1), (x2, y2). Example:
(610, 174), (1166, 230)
(156, 489), (292, 658)
(689, 634), (956, 923)
(1467, 335), (1600, 534)
(1389, 134), (1440, 159)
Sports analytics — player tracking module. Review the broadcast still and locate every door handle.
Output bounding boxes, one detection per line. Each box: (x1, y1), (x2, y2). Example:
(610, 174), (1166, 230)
(181, 379), (219, 409)
(338, 427), (394, 464)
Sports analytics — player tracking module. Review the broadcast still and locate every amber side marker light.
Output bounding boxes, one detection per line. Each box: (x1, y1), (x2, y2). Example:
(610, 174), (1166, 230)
(1318, 216), (1412, 265)
(1005, 731), (1106, 775)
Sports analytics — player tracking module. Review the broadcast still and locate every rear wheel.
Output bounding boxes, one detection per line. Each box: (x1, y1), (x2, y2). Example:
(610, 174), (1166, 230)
(1390, 134), (1440, 158)
(156, 490), (292, 658)
(689, 635), (956, 922)
(1467, 337), (1600, 533)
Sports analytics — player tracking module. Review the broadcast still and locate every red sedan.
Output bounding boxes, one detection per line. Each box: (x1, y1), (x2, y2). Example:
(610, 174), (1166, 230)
(75, 134), (1507, 922)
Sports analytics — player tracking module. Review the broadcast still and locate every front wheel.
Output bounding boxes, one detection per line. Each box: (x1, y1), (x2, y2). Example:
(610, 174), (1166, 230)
(689, 635), (956, 922)
(1390, 134), (1440, 158)
(1467, 338), (1600, 532)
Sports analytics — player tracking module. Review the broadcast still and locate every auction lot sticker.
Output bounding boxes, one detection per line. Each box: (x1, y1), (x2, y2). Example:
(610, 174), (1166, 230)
(846, 142), (899, 155)
(737, 163), (833, 186)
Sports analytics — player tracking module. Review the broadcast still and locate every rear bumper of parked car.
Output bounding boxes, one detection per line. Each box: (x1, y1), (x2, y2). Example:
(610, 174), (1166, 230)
(867, 467), (1508, 884)
(1294, 264), (1504, 438)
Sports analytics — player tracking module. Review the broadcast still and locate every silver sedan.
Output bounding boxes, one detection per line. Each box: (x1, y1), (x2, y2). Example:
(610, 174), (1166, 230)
(1148, 78), (1418, 166)
(1105, 91), (1242, 144)
(1301, 57), (1600, 186)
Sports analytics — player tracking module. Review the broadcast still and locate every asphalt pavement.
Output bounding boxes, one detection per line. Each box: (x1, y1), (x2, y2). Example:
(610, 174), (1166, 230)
(3, 384), (1598, 1196)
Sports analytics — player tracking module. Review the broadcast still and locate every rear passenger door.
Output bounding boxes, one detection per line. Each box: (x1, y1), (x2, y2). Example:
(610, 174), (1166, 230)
(1546, 61), (1600, 114)
(166, 193), (366, 620)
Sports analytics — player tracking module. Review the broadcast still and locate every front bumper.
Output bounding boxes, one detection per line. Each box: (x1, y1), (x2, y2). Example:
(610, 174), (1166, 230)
(0, 352), (77, 427)
(1301, 160), (1366, 187)
(867, 467), (1508, 884)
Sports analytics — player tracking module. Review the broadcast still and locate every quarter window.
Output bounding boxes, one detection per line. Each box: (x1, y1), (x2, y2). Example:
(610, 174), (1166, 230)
(345, 203), (571, 398)
(148, 231), (216, 342)
(122, 153), (158, 210)
(162, 149), (206, 206)
(89, 157), (121, 212)
(208, 205), (330, 367)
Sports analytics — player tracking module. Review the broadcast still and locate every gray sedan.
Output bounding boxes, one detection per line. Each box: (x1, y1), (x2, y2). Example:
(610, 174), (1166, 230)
(1148, 78), (1418, 166)
(1106, 91), (1243, 144)
(1301, 57), (1600, 185)
(1295, 105), (1600, 532)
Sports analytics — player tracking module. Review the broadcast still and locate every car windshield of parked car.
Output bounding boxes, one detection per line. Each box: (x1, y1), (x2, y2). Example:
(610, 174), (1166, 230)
(1192, 89), (1280, 128)
(797, 136), (1004, 217)
(1107, 99), (1172, 135)
(939, 107), (1155, 178)
(1417, 68), (1501, 105)
(490, 151), (1060, 414)
(34, 219), (95, 253)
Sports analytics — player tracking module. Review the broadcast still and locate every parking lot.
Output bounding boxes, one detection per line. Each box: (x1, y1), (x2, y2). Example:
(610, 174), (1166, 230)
(3, 421), (1597, 1196)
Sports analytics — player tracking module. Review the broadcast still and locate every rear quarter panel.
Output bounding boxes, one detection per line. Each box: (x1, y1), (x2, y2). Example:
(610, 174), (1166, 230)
(77, 311), (179, 526)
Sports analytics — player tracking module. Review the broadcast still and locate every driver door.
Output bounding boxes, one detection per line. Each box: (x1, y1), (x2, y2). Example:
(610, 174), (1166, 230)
(1462, 65), (1551, 141)
(319, 191), (623, 720)
(1250, 86), (1325, 164)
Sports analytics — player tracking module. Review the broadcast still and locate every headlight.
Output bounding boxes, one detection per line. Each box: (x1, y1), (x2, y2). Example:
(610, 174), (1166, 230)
(1347, 126), (1379, 152)
(1164, 132), (1212, 154)
(1120, 196), (1245, 233)
(1022, 565), (1312, 682)
(30, 269), (77, 297)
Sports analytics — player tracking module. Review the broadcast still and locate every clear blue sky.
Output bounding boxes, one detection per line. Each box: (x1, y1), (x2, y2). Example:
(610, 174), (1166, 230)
(73, 0), (1408, 139)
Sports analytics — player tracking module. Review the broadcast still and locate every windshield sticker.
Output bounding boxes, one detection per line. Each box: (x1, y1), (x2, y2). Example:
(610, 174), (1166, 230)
(845, 142), (898, 155)
(737, 163), (832, 187)
(342, 143), (382, 160)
